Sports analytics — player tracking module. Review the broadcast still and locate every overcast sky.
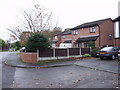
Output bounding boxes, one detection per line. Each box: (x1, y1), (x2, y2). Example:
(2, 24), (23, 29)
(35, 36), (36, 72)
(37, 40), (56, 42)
(0, 0), (119, 41)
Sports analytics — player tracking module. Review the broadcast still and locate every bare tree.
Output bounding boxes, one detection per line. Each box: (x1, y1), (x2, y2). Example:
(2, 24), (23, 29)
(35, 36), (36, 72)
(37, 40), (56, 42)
(7, 4), (52, 42)
(7, 26), (22, 41)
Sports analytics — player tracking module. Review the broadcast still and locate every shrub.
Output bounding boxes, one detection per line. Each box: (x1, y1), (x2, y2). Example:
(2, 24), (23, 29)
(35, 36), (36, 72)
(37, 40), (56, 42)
(90, 48), (100, 57)
(70, 56), (77, 59)
(82, 54), (91, 57)
(12, 41), (21, 51)
(25, 33), (49, 52)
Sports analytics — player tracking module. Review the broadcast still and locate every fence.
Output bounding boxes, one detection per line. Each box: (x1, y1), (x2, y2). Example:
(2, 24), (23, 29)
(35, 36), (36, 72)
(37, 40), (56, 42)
(39, 48), (90, 57)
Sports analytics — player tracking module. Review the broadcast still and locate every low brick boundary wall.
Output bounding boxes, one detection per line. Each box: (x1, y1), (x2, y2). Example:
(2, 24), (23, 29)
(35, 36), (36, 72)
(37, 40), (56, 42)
(20, 52), (38, 63)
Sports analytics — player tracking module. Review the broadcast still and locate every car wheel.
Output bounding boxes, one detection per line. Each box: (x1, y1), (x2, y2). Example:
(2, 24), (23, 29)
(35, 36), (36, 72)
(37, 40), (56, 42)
(111, 55), (115, 60)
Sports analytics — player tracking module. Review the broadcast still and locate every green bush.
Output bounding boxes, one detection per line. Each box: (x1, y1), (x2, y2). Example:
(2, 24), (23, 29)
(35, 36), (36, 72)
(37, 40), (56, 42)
(82, 54), (91, 57)
(25, 33), (49, 52)
(12, 41), (21, 51)
(90, 48), (100, 57)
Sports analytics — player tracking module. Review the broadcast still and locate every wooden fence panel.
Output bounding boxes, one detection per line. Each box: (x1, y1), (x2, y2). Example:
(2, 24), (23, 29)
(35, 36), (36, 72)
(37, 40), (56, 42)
(39, 49), (53, 57)
(69, 48), (80, 55)
(81, 48), (90, 55)
(55, 49), (67, 57)
(39, 48), (90, 57)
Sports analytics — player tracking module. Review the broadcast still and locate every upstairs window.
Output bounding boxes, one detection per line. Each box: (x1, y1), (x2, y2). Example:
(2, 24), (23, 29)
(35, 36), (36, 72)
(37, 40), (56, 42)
(90, 27), (95, 33)
(73, 30), (78, 35)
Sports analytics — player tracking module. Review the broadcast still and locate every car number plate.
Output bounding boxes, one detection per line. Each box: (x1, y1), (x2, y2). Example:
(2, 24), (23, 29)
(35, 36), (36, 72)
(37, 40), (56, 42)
(100, 52), (104, 54)
(118, 54), (120, 56)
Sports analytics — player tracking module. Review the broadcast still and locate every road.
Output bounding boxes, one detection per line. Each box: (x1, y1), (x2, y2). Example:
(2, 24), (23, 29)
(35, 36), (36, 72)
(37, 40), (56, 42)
(1, 51), (118, 88)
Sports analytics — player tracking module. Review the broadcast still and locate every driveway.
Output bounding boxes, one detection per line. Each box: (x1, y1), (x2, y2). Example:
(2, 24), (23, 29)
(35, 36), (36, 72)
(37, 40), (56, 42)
(74, 58), (118, 74)
(1, 51), (119, 88)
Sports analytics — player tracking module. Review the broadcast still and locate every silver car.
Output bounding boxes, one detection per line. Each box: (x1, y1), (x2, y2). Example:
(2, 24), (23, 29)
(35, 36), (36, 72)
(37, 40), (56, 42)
(97, 47), (119, 60)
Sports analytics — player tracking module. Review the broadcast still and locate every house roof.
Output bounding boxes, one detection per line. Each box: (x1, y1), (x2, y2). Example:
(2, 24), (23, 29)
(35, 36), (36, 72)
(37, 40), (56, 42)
(52, 40), (58, 43)
(70, 18), (112, 30)
(62, 31), (72, 36)
(113, 16), (120, 22)
(54, 31), (72, 36)
(63, 39), (72, 43)
(53, 32), (62, 36)
(76, 35), (99, 42)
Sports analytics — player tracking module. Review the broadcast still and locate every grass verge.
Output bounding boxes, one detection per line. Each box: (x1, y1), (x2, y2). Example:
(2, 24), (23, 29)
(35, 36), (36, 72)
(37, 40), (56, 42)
(20, 59), (74, 65)
(36, 59), (73, 65)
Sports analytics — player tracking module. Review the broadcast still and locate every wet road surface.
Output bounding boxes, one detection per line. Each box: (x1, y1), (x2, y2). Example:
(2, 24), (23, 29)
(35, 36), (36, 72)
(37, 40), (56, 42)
(1, 52), (118, 88)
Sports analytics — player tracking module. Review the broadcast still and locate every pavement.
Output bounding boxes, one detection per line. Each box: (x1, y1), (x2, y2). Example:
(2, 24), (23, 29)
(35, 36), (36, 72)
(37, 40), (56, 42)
(4, 52), (119, 74)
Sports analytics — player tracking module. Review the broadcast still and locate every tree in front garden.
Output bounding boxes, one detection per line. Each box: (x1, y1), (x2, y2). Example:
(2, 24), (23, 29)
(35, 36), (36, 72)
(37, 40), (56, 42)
(25, 33), (49, 52)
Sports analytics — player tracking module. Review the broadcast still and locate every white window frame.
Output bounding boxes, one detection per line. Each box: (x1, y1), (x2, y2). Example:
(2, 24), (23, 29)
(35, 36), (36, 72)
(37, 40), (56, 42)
(73, 30), (78, 35)
(90, 27), (95, 33)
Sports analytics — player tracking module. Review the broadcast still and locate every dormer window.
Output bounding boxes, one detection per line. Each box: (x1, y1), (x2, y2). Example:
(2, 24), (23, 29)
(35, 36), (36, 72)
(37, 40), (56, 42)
(73, 30), (78, 35)
(90, 27), (95, 33)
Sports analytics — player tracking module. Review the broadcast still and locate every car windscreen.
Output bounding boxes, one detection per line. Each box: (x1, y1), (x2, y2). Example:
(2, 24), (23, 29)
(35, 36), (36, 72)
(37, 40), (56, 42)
(100, 47), (113, 52)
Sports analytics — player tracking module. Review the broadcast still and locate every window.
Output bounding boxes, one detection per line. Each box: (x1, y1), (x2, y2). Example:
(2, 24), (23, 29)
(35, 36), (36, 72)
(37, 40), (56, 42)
(90, 27), (95, 33)
(74, 43), (77, 48)
(78, 42), (82, 48)
(73, 30), (78, 35)
(84, 42), (88, 48)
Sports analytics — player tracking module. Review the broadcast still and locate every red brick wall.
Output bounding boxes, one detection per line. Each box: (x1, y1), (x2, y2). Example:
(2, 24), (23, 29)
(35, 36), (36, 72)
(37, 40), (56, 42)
(99, 20), (114, 47)
(20, 52), (38, 63)
(114, 39), (120, 47)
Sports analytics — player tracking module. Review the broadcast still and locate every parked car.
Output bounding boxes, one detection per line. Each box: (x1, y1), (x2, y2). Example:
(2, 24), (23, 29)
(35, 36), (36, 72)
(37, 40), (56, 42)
(97, 47), (119, 60)
(118, 50), (120, 60)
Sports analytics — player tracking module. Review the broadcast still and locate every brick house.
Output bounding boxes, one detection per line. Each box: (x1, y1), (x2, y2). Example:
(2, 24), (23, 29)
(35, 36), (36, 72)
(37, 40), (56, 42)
(113, 16), (120, 47)
(59, 31), (72, 48)
(70, 18), (114, 48)
(52, 31), (72, 48)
